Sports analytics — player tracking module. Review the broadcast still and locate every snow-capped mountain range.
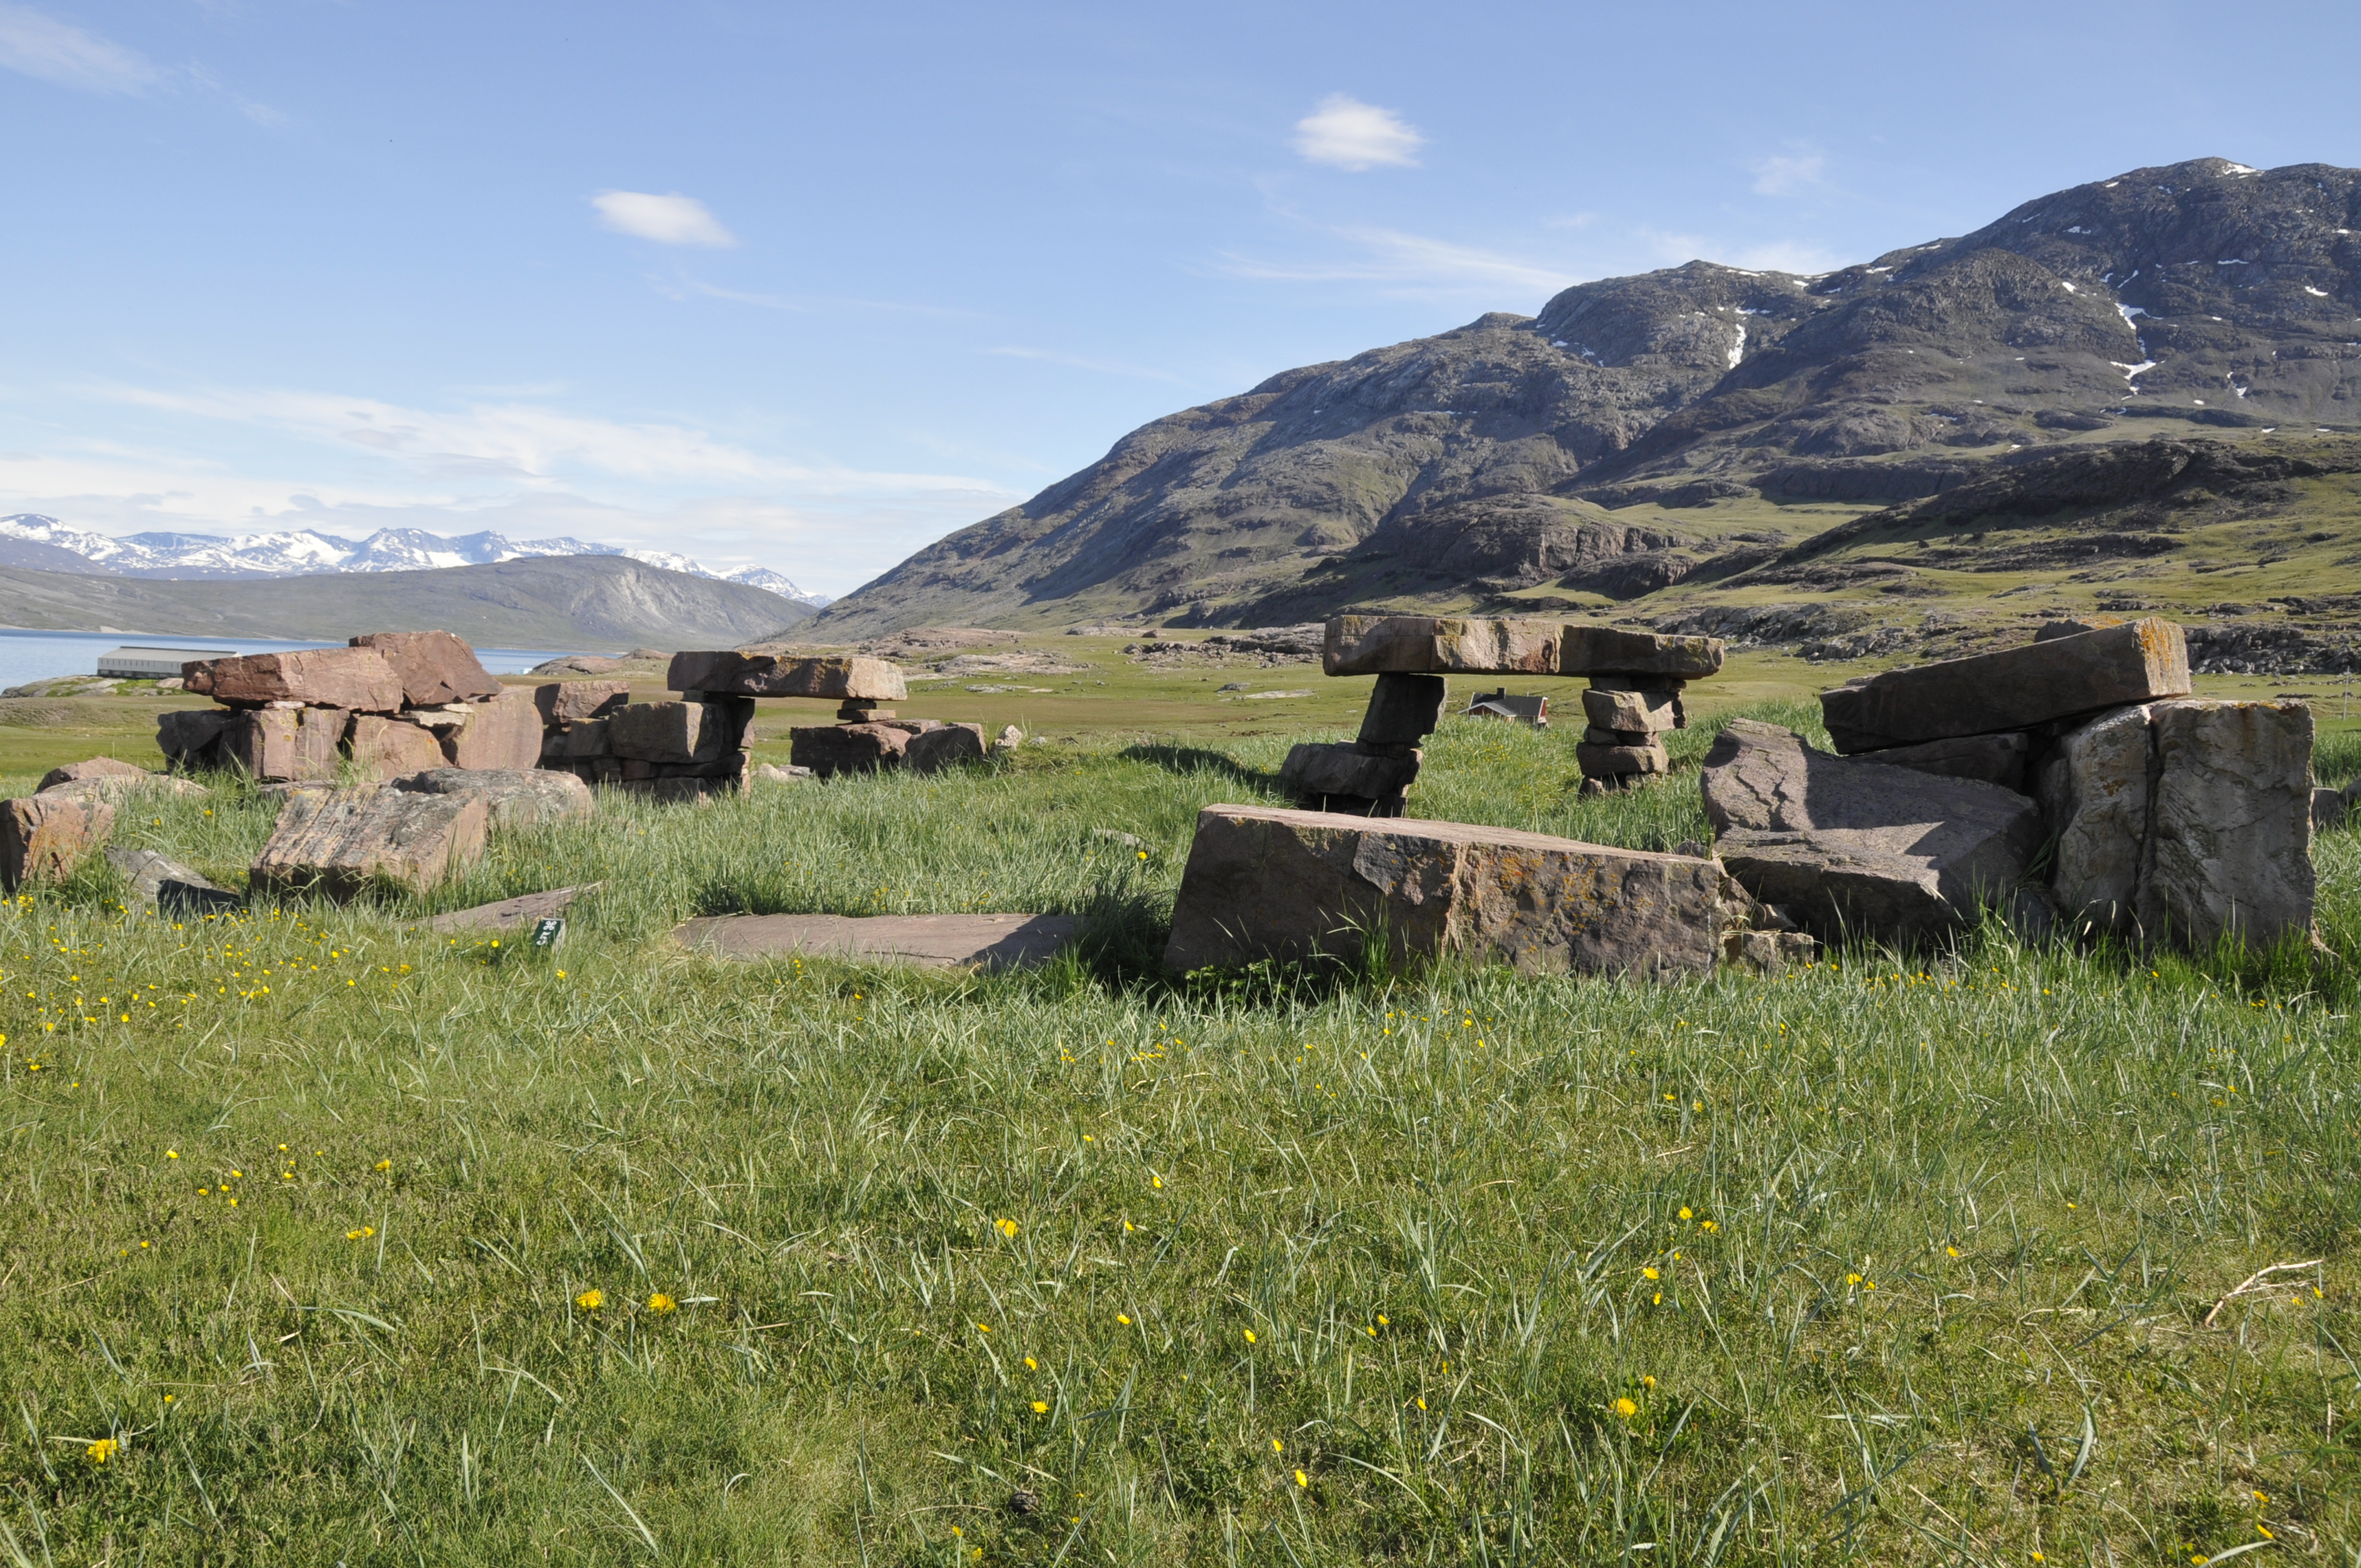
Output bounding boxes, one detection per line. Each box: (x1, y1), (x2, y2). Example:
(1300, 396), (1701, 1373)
(0, 516), (828, 605)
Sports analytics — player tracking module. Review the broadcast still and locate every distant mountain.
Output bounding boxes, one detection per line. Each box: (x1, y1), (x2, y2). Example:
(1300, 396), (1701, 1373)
(0, 556), (813, 648)
(0, 517), (832, 606)
(809, 156), (2361, 636)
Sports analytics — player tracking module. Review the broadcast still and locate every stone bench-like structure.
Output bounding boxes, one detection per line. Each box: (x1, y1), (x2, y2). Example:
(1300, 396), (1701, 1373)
(1279, 615), (1727, 813)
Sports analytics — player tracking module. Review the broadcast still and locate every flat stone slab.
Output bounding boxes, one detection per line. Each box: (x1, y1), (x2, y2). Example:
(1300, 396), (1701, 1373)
(185, 647), (405, 712)
(672, 912), (1077, 969)
(1322, 616), (1722, 678)
(106, 846), (240, 917)
(429, 883), (599, 934)
(667, 651), (907, 702)
(1820, 617), (2190, 754)
(1164, 803), (1754, 976)
(250, 788), (488, 901)
(1702, 719), (2043, 945)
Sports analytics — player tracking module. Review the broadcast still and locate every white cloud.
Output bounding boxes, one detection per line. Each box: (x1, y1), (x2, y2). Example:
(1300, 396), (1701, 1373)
(1291, 94), (1424, 170)
(1749, 151), (1827, 197)
(0, 3), (159, 94)
(1216, 225), (1573, 297)
(591, 191), (736, 247)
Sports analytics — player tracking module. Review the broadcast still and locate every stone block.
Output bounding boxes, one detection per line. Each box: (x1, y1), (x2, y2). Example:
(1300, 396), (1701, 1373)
(609, 700), (735, 764)
(349, 631), (504, 705)
(666, 650), (906, 702)
(1162, 804), (1743, 976)
(1820, 617), (2190, 753)
(907, 723), (987, 773)
(1322, 616), (1564, 676)
(250, 788), (489, 901)
(348, 714), (449, 781)
(106, 846), (239, 917)
(1702, 719), (2043, 945)
(1575, 742), (1667, 777)
(2147, 700), (2313, 950)
(1559, 625), (1723, 678)
(443, 687), (543, 771)
(157, 708), (228, 771)
(1, 794), (114, 890)
(543, 719), (613, 759)
(37, 757), (147, 793)
(789, 722), (919, 777)
(1582, 726), (1651, 748)
(222, 708), (300, 780)
(294, 707), (347, 780)
(2036, 705), (2153, 934)
(184, 647), (404, 712)
(1357, 673), (1448, 745)
(1581, 686), (1681, 733)
(1857, 731), (2032, 794)
(534, 680), (631, 726)
(389, 767), (596, 830)
(1279, 741), (1422, 805)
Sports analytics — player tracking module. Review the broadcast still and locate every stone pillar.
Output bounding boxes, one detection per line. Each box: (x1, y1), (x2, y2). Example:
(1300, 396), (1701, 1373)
(1280, 672), (1446, 816)
(1575, 677), (1684, 792)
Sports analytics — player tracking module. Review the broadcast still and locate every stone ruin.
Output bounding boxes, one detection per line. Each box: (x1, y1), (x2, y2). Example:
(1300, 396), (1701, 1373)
(1164, 611), (2320, 976)
(664, 649), (987, 777)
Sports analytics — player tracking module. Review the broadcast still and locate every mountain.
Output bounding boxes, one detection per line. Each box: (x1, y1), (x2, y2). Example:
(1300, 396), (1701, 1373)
(0, 556), (812, 649)
(0, 518), (830, 605)
(809, 156), (2361, 638)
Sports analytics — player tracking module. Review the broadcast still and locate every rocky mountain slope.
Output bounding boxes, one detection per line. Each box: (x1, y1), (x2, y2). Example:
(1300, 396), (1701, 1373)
(0, 516), (828, 604)
(0, 556), (810, 649)
(810, 157), (2361, 639)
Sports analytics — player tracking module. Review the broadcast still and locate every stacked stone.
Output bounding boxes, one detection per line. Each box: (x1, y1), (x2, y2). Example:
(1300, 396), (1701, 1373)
(1288, 615), (1727, 812)
(661, 650), (985, 780)
(1564, 626), (1724, 793)
(533, 675), (755, 799)
(160, 632), (542, 782)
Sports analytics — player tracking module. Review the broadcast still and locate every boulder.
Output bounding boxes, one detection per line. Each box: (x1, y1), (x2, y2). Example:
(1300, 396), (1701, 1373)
(1163, 803), (1756, 976)
(2042, 700), (2314, 948)
(1357, 673), (1448, 744)
(388, 767), (595, 829)
(156, 708), (228, 771)
(907, 722), (987, 773)
(105, 846), (239, 917)
(1277, 742), (1421, 811)
(1, 794), (115, 890)
(1702, 719), (2044, 945)
(38, 757), (146, 793)
(534, 680), (631, 726)
(1854, 731), (2033, 793)
(348, 714), (449, 780)
(250, 788), (489, 900)
(1575, 741), (1667, 777)
(184, 647), (405, 712)
(1820, 617), (2191, 753)
(442, 687), (543, 771)
(609, 701), (731, 764)
(667, 650), (907, 702)
(1324, 616), (1564, 676)
(349, 631), (503, 705)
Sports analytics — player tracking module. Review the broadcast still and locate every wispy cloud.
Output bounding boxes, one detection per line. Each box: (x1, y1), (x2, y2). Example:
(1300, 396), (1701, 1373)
(1749, 150), (1827, 197)
(1292, 94), (1424, 170)
(1216, 224), (1575, 297)
(982, 346), (1180, 382)
(0, 2), (159, 94)
(592, 191), (736, 247)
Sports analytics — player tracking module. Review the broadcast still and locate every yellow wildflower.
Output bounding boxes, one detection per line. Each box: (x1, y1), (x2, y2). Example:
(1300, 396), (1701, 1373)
(1294, 1469), (1308, 1488)
(87, 1437), (117, 1463)
(1614, 1398), (1637, 1418)
(648, 1293), (677, 1313)
(1032, 1401), (1048, 1414)
(1244, 1329), (1256, 1344)
(577, 1289), (604, 1311)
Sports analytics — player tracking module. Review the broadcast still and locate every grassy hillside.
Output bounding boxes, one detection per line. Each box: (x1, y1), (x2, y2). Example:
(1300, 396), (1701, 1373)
(0, 670), (2358, 1561)
(0, 556), (810, 649)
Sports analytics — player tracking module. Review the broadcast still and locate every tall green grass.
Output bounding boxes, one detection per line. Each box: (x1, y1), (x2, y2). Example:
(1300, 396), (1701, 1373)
(0, 714), (2354, 1563)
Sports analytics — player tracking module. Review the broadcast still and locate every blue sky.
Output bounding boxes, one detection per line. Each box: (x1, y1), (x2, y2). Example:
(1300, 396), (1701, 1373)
(4, 1), (2358, 595)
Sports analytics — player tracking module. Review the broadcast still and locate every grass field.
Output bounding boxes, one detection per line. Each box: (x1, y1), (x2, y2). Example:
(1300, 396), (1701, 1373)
(1, 660), (2360, 1564)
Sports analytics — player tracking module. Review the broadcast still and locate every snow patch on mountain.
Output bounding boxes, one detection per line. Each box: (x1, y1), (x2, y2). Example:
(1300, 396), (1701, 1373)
(0, 516), (830, 605)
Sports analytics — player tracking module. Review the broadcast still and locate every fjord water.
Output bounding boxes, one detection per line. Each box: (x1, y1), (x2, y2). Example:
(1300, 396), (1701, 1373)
(0, 628), (596, 690)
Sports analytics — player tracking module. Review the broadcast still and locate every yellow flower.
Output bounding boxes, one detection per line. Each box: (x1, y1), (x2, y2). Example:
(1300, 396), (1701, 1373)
(1614, 1398), (1637, 1418)
(87, 1437), (117, 1463)
(1678, 1207), (1692, 1220)
(975, 1322), (990, 1333)
(166, 1150), (178, 1159)
(1024, 1357), (1037, 1370)
(1642, 1267), (1659, 1281)
(1294, 1469), (1308, 1488)
(1700, 1220), (1717, 1232)
(648, 1293), (677, 1313)
(1150, 1175), (1162, 1188)
(1376, 1314), (1388, 1326)
(345, 1227), (374, 1241)
(1846, 1272), (1863, 1285)
(1117, 1313), (1131, 1326)
(374, 1159), (391, 1171)
(1243, 1329), (1256, 1344)
(577, 1289), (604, 1311)
(995, 1218), (1019, 1238)
(1415, 1398), (1426, 1410)
(1032, 1401), (1048, 1414)
(1271, 1438), (1283, 1453)
(1946, 1246), (1961, 1257)
(1641, 1375), (1655, 1390)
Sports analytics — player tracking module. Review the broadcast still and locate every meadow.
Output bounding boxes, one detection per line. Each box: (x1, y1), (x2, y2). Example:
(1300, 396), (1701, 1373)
(0, 680), (2358, 1564)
